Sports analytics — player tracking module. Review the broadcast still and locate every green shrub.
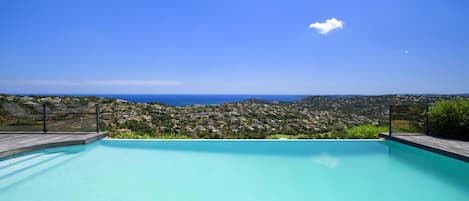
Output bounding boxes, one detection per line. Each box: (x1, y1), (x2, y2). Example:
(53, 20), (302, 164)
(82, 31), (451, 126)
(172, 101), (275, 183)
(428, 98), (469, 140)
(154, 133), (191, 139)
(344, 124), (388, 139)
(110, 131), (151, 139)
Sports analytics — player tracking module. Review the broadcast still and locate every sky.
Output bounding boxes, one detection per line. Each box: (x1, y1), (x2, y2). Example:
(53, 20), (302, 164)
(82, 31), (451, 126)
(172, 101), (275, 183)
(1, 0), (468, 95)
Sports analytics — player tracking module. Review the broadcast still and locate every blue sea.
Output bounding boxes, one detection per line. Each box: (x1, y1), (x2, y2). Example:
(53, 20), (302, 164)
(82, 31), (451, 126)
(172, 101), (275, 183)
(67, 94), (305, 106)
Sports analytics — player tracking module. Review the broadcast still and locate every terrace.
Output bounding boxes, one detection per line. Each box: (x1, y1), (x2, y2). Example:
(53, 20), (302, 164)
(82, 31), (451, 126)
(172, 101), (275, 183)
(380, 133), (469, 162)
(0, 132), (106, 158)
(0, 99), (107, 158)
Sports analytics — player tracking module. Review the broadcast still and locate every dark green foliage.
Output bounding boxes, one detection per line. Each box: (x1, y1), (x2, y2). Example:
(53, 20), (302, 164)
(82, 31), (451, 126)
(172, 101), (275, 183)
(429, 98), (469, 140)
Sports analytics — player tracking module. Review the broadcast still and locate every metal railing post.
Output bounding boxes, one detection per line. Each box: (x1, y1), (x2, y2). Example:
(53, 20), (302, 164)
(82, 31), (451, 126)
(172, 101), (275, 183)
(389, 105), (393, 136)
(42, 103), (47, 133)
(425, 104), (429, 135)
(95, 103), (100, 133)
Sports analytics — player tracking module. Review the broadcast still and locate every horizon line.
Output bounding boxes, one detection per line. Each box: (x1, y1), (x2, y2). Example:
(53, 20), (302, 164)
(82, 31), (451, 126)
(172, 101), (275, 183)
(2, 93), (469, 96)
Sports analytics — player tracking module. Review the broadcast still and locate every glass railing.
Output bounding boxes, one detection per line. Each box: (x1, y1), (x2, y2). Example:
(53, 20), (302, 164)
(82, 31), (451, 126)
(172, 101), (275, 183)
(0, 98), (99, 133)
(389, 104), (429, 135)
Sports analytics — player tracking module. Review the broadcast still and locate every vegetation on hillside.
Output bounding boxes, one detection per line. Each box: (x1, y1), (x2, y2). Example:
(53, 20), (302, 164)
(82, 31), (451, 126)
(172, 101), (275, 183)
(110, 124), (387, 140)
(109, 131), (190, 139)
(343, 124), (388, 139)
(1, 94), (467, 139)
(429, 98), (469, 140)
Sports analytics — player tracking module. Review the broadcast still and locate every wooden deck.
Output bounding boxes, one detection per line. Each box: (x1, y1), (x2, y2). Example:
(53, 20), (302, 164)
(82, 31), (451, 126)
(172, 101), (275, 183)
(380, 132), (469, 162)
(0, 132), (107, 159)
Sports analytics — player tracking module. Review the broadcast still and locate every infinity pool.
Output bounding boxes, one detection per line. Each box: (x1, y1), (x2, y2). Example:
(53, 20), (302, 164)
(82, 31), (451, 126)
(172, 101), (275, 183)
(0, 140), (468, 201)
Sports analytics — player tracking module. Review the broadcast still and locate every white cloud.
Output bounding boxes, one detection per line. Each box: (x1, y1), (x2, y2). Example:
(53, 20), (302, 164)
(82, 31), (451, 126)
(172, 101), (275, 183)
(0, 80), (75, 85)
(0, 80), (183, 86)
(309, 18), (343, 34)
(84, 80), (183, 86)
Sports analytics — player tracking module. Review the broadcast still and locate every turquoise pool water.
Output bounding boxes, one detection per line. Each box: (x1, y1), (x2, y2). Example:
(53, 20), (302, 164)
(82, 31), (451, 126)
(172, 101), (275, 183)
(0, 140), (468, 201)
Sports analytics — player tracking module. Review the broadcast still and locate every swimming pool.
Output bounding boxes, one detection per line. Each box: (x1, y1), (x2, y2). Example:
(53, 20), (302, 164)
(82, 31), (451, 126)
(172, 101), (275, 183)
(1, 140), (468, 201)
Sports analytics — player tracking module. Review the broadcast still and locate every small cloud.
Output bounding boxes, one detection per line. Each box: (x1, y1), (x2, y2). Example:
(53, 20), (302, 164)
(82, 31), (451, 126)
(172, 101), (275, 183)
(84, 80), (183, 86)
(404, 50), (409, 54)
(0, 80), (75, 85)
(309, 18), (343, 35)
(0, 80), (183, 86)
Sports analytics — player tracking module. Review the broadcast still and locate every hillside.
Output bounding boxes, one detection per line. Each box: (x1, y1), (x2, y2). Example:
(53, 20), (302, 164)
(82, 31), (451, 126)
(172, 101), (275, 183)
(0, 94), (465, 138)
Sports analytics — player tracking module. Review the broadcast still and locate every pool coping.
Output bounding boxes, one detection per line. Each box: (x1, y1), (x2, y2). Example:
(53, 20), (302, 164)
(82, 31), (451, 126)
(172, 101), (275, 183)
(379, 133), (469, 163)
(102, 138), (385, 142)
(9, 134), (467, 163)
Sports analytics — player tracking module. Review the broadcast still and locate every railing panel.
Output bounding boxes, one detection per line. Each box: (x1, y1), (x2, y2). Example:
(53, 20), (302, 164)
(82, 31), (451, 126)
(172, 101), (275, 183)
(0, 96), (99, 133)
(390, 105), (427, 134)
(45, 102), (97, 132)
(0, 102), (43, 131)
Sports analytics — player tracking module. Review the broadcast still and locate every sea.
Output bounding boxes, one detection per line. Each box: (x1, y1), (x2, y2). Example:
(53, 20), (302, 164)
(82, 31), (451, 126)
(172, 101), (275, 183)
(47, 94), (307, 106)
(24, 94), (462, 106)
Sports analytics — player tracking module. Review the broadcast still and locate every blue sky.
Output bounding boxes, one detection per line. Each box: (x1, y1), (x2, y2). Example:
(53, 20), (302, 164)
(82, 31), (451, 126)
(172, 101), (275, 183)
(1, 0), (468, 94)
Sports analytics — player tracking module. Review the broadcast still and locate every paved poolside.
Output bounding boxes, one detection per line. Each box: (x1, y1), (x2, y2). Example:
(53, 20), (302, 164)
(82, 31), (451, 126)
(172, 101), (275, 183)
(0, 132), (107, 159)
(380, 132), (469, 162)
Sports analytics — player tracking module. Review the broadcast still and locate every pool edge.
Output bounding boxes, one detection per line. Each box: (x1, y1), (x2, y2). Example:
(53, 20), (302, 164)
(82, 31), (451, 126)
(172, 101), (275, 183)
(379, 133), (469, 163)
